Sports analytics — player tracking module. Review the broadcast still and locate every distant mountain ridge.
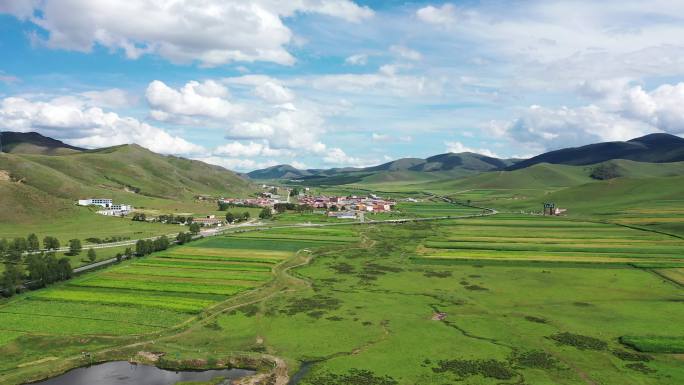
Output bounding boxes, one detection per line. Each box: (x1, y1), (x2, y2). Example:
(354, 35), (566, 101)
(508, 133), (684, 170)
(0, 131), (85, 155)
(247, 152), (520, 180)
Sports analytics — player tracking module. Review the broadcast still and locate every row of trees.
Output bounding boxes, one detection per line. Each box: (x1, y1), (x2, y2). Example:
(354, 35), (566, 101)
(135, 235), (170, 256)
(136, 214), (195, 224)
(0, 234), (62, 258)
(259, 207), (273, 219)
(2, 251), (74, 297)
(157, 214), (192, 224)
(176, 232), (194, 245)
(25, 253), (73, 288)
(1, 234), (75, 297)
(225, 211), (250, 224)
(273, 203), (314, 214)
(1, 225), (203, 297)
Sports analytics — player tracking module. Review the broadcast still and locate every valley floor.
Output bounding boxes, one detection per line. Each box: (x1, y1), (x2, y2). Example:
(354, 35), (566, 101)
(0, 207), (682, 385)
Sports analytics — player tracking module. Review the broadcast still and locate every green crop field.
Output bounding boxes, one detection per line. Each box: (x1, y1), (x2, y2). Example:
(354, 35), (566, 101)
(0, 228), (358, 381)
(413, 215), (684, 267)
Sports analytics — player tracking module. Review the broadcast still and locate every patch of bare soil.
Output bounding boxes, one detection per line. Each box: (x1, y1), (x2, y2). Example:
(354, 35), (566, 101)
(131, 351), (166, 363)
(233, 355), (288, 385)
(431, 312), (447, 321)
(0, 170), (10, 181)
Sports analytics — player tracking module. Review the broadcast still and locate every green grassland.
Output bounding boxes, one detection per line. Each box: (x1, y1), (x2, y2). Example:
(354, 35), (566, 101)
(154, 220), (684, 385)
(0, 208), (182, 245)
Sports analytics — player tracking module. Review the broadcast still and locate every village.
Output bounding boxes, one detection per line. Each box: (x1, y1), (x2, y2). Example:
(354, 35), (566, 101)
(75, 186), (398, 227)
(221, 185), (396, 218)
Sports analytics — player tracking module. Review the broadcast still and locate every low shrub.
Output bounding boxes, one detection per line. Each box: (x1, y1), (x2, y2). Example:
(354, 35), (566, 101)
(432, 359), (516, 380)
(550, 332), (607, 350)
(612, 349), (652, 362)
(304, 369), (398, 385)
(511, 350), (559, 369)
(524, 316), (548, 324)
(626, 362), (656, 374)
(423, 270), (452, 278)
(281, 295), (342, 316)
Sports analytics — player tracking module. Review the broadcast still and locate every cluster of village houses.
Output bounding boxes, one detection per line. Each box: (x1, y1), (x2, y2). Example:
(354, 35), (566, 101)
(77, 189), (396, 224)
(298, 194), (395, 216)
(220, 192), (396, 219)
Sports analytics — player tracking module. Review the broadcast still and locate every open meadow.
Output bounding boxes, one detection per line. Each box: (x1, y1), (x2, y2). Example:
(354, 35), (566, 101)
(154, 217), (684, 385)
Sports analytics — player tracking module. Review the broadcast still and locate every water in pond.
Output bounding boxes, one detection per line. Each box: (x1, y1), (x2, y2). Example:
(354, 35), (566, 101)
(28, 361), (255, 385)
(288, 360), (319, 385)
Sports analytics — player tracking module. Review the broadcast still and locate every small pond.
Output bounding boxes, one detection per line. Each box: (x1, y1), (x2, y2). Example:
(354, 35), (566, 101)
(27, 361), (255, 385)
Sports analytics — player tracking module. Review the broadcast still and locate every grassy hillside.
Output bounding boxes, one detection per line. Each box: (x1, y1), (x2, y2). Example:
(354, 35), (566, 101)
(246, 164), (313, 180)
(0, 144), (253, 203)
(0, 144), (255, 240)
(416, 161), (684, 236)
(250, 152), (519, 183)
(521, 176), (684, 235)
(510, 133), (684, 170)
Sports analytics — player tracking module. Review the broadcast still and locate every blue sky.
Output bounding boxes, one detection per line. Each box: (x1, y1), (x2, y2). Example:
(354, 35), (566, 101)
(1, 1), (684, 171)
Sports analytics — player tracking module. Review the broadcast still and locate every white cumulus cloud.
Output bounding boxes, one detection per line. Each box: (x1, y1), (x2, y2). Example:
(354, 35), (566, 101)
(146, 80), (244, 121)
(193, 156), (278, 172)
(390, 45), (422, 61)
(345, 53), (369, 65)
(212, 141), (291, 157)
(416, 4), (457, 26)
(80, 88), (133, 109)
(323, 147), (365, 166)
(6, 0), (373, 67)
(493, 80), (684, 153)
(0, 95), (204, 155)
(445, 141), (498, 158)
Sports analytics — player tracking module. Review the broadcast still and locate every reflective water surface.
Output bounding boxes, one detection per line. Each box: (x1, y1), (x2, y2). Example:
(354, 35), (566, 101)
(28, 361), (254, 385)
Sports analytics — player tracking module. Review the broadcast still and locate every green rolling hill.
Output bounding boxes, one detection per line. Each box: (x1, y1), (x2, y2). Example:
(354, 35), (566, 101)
(422, 159), (684, 192)
(0, 135), (255, 225)
(508, 133), (684, 170)
(248, 152), (521, 185)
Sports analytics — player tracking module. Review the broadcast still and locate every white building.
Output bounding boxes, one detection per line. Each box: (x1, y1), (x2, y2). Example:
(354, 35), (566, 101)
(78, 198), (113, 208)
(78, 198), (133, 216)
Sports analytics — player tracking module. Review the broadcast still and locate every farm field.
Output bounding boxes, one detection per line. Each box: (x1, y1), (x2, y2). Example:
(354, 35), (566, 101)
(156, 219), (684, 385)
(414, 215), (684, 267)
(0, 228), (358, 383)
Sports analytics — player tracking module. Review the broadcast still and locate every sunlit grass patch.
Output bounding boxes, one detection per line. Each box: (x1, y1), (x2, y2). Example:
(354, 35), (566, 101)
(32, 287), (218, 313)
(620, 336), (684, 354)
(70, 276), (251, 296)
